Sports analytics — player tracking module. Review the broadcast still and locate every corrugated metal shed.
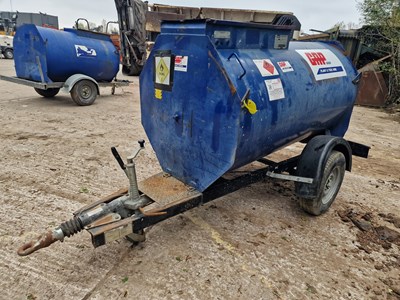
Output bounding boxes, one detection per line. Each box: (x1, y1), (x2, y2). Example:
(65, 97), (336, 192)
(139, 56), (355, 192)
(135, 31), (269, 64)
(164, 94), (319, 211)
(0, 11), (59, 29)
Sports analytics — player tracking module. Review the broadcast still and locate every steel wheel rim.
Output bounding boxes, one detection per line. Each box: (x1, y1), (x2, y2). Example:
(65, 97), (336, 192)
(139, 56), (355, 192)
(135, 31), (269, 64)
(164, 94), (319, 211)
(5, 51), (13, 59)
(80, 85), (92, 99)
(321, 166), (341, 205)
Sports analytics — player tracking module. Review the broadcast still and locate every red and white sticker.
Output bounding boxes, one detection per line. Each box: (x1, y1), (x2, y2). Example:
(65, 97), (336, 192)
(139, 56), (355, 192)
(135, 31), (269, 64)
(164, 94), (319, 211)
(296, 49), (347, 81)
(277, 61), (294, 73)
(175, 56), (188, 72)
(253, 59), (279, 77)
(265, 78), (285, 101)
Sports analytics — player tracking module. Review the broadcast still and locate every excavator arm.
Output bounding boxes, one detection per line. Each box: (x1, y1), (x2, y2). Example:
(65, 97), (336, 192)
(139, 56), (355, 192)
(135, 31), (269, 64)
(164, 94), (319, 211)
(115, 0), (148, 75)
(114, 1), (301, 76)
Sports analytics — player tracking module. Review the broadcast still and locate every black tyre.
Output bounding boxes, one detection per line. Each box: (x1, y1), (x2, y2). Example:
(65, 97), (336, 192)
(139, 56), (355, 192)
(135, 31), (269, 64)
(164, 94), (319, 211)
(298, 151), (346, 216)
(34, 88), (60, 98)
(4, 48), (13, 59)
(70, 80), (98, 106)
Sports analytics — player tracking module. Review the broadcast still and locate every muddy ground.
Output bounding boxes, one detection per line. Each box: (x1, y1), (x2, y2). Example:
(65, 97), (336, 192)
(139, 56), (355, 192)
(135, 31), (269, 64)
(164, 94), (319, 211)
(0, 58), (399, 300)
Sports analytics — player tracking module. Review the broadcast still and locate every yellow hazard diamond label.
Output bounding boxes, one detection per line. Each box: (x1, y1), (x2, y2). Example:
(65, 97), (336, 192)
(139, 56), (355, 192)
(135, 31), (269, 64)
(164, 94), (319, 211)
(156, 58), (170, 84)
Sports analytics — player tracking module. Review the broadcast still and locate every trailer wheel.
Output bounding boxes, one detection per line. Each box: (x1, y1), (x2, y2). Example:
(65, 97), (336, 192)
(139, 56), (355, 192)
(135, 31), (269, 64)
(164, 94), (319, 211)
(34, 88), (60, 98)
(71, 80), (97, 106)
(4, 48), (13, 59)
(298, 150), (345, 216)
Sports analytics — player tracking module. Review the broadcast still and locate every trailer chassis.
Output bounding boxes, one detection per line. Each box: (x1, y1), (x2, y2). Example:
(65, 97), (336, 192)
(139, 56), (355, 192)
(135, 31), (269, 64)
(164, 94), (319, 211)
(17, 137), (369, 256)
(0, 74), (130, 106)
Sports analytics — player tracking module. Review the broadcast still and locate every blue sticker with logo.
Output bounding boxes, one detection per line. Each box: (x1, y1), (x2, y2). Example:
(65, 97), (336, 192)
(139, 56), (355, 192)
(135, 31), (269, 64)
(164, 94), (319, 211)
(317, 66), (344, 75)
(75, 45), (97, 57)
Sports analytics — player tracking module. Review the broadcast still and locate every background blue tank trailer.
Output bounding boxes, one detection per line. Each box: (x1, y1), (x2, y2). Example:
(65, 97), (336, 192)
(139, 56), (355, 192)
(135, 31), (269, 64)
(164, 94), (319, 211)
(0, 35), (13, 59)
(0, 24), (127, 105)
(17, 19), (369, 256)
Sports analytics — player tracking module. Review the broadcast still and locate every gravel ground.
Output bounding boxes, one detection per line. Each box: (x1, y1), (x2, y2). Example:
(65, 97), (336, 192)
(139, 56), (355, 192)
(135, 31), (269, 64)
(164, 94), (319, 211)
(0, 58), (399, 300)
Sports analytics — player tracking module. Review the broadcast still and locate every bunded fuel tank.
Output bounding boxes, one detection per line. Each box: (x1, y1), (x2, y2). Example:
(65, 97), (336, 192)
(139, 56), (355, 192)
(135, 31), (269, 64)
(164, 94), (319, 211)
(140, 19), (359, 192)
(13, 24), (119, 83)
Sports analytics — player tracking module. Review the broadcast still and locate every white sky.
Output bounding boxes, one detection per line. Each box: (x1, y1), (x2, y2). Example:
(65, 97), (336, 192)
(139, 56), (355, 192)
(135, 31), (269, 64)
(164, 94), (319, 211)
(0, 0), (362, 33)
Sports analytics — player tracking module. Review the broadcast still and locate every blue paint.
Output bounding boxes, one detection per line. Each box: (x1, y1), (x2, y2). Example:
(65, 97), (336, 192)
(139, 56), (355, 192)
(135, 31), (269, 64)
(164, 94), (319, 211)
(13, 24), (119, 83)
(140, 19), (359, 192)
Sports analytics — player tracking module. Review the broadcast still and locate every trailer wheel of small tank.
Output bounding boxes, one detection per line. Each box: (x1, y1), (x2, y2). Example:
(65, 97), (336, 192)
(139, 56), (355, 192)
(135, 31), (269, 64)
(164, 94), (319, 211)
(298, 150), (346, 216)
(70, 80), (97, 106)
(34, 88), (60, 98)
(4, 48), (13, 59)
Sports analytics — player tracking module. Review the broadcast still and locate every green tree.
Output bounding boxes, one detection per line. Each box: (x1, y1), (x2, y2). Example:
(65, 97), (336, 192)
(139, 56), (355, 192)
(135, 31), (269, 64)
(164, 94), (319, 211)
(358, 0), (400, 104)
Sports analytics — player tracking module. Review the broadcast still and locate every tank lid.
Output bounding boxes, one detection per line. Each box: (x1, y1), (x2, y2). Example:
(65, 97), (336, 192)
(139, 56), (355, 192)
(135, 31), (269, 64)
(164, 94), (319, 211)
(161, 19), (293, 49)
(162, 18), (294, 32)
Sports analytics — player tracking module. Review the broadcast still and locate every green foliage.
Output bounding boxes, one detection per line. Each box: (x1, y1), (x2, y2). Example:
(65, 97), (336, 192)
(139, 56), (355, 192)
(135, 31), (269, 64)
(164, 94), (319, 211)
(358, 0), (400, 104)
(359, 0), (400, 26)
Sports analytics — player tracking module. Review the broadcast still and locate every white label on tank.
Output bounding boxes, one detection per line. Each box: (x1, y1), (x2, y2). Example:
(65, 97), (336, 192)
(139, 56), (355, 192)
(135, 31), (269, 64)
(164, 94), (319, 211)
(277, 61), (294, 73)
(274, 35), (288, 49)
(214, 30), (231, 39)
(296, 49), (347, 81)
(175, 56), (188, 72)
(265, 78), (285, 101)
(253, 59), (279, 77)
(75, 45), (97, 57)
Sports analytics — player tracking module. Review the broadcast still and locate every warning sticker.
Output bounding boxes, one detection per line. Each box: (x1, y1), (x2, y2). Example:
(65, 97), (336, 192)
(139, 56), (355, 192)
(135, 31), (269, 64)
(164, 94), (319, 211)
(154, 50), (174, 91)
(155, 89), (162, 100)
(253, 59), (279, 77)
(296, 49), (347, 81)
(155, 56), (171, 85)
(277, 61), (294, 73)
(175, 56), (188, 72)
(265, 78), (285, 101)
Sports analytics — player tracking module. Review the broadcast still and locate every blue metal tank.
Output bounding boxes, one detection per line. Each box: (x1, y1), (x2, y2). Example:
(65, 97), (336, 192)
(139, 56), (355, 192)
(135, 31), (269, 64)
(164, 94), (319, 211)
(13, 24), (119, 83)
(140, 19), (359, 192)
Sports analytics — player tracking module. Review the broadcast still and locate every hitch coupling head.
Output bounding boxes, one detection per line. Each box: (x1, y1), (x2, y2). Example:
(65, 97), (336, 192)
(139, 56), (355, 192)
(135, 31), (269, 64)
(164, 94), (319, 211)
(17, 216), (84, 256)
(17, 228), (64, 256)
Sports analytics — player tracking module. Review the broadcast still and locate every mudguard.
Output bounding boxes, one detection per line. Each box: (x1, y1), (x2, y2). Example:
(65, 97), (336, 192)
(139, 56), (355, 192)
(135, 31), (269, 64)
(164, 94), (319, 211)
(63, 74), (100, 94)
(295, 135), (352, 199)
